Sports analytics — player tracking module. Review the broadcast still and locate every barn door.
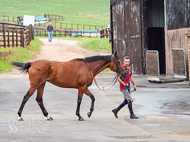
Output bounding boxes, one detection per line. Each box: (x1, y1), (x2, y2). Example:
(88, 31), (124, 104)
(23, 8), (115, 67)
(124, 1), (142, 74)
(112, 2), (125, 60)
(112, 0), (142, 74)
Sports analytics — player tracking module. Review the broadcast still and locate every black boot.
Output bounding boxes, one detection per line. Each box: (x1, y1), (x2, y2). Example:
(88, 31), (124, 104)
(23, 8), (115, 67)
(112, 100), (127, 118)
(128, 101), (138, 119)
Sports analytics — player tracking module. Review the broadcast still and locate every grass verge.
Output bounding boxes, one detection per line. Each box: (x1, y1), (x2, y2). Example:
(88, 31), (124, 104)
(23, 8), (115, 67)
(0, 38), (42, 73)
(78, 37), (112, 72)
(78, 38), (111, 54)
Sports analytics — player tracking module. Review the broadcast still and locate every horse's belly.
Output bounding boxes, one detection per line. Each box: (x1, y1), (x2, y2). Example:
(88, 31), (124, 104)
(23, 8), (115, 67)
(47, 76), (78, 89)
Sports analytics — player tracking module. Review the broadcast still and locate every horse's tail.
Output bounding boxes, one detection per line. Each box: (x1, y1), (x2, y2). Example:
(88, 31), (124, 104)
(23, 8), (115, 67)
(12, 62), (31, 73)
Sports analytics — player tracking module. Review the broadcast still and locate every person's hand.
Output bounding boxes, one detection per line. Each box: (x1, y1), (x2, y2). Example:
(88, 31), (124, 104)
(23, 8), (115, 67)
(123, 83), (128, 86)
(134, 85), (137, 90)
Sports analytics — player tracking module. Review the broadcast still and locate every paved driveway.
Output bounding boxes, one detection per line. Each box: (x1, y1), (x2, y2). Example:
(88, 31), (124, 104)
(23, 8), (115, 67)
(0, 73), (189, 142)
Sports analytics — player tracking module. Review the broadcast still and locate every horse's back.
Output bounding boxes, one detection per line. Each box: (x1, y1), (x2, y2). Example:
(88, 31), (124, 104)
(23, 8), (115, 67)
(48, 59), (92, 88)
(28, 59), (92, 88)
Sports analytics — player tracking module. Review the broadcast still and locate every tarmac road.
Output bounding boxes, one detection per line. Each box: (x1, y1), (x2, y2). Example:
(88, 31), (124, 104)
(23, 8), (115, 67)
(0, 73), (190, 142)
(0, 38), (190, 141)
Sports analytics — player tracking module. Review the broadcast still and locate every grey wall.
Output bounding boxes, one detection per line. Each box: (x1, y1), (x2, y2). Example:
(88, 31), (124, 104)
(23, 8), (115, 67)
(166, 0), (190, 30)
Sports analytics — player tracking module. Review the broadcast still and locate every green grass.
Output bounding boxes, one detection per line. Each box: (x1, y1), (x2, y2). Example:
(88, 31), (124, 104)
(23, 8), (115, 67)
(0, 0), (110, 26)
(78, 38), (111, 54)
(78, 37), (112, 72)
(0, 38), (42, 73)
(27, 38), (43, 53)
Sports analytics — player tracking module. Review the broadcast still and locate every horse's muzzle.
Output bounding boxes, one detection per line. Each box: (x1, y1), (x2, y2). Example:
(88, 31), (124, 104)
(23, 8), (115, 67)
(121, 71), (126, 77)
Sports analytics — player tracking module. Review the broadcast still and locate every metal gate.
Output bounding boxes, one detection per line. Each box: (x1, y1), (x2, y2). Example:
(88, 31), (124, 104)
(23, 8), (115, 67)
(172, 49), (187, 79)
(111, 0), (142, 74)
(146, 50), (160, 81)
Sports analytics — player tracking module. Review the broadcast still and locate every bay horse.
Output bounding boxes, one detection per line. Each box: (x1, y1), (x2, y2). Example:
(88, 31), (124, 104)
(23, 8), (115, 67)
(12, 51), (126, 121)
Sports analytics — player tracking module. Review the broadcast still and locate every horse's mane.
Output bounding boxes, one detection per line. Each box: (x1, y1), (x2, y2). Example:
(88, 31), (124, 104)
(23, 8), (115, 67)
(77, 55), (111, 62)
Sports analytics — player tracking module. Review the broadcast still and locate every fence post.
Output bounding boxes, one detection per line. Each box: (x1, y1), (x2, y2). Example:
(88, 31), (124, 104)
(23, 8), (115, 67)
(21, 30), (24, 48)
(3, 29), (6, 48)
(106, 29), (108, 38)
(2, 23), (4, 30)
(29, 24), (32, 42)
(7, 30), (10, 47)
(12, 30), (14, 47)
(16, 31), (18, 47)
(71, 24), (73, 30)
(32, 26), (34, 40)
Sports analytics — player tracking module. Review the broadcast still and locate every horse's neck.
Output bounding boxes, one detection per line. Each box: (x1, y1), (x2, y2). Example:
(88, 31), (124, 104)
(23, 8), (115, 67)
(88, 60), (110, 77)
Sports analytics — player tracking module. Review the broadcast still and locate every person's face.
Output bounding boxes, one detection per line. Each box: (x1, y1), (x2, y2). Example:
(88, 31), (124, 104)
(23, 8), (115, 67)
(123, 59), (130, 67)
(49, 22), (51, 26)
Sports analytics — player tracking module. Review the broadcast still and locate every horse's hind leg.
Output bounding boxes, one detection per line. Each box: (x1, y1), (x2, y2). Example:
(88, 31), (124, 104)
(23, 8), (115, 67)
(17, 87), (36, 121)
(85, 88), (95, 118)
(36, 83), (53, 121)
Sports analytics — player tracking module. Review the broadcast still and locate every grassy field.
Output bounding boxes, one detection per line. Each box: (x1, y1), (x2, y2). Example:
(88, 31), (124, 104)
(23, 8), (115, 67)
(0, 0), (110, 26)
(0, 38), (42, 73)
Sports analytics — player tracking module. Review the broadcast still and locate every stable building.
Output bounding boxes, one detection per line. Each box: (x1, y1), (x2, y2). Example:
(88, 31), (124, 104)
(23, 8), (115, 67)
(110, 0), (189, 81)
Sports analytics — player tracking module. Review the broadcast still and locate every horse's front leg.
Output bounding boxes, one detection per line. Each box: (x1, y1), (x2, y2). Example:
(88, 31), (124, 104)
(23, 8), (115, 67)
(85, 88), (95, 118)
(76, 86), (86, 121)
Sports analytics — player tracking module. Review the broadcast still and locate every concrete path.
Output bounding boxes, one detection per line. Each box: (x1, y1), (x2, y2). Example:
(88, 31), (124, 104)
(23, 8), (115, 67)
(0, 39), (190, 141)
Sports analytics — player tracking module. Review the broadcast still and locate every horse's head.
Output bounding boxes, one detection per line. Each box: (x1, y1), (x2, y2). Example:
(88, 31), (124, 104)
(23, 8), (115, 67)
(110, 51), (127, 77)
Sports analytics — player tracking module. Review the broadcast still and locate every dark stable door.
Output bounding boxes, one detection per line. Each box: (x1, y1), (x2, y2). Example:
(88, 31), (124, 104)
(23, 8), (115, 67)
(148, 27), (166, 74)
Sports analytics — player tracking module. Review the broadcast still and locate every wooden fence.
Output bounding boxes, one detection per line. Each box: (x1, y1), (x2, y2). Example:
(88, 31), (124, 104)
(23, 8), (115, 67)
(0, 15), (18, 23)
(47, 14), (64, 21)
(0, 23), (34, 48)
(100, 28), (109, 38)
(34, 22), (107, 31)
(0, 14), (107, 31)
(34, 28), (99, 38)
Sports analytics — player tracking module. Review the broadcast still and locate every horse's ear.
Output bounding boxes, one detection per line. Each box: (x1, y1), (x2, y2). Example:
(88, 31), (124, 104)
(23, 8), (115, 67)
(114, 51), (118, 57)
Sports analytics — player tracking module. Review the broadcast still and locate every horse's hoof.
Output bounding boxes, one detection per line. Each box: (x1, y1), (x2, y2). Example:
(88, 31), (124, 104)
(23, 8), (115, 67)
(47, 116), (53, 121)
(18, 117), (24, 121)
(78, 117), (84, 121)
(87, 112), (92, 118)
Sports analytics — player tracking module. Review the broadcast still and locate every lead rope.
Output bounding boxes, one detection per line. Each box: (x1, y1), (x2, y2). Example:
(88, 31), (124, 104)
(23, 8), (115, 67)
(90, 71), (119, 91)
(84, 58), (119, 91)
